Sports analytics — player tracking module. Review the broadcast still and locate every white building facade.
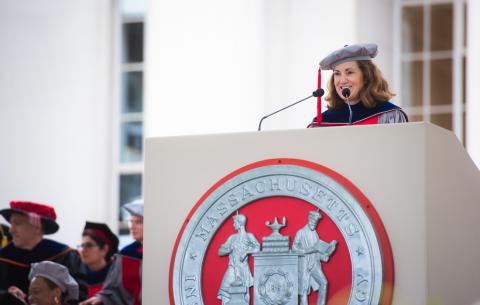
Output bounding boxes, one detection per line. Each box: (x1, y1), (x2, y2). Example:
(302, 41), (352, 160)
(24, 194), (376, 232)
(0, 0), (479, 246)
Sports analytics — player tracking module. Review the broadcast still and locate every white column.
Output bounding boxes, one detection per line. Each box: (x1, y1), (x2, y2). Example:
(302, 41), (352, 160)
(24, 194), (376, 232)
(0, 0), (113, 243)
(452, 0), (464, 141)
(356, 0), (395, 83)
(144, 0), (265, 136)
(466, 0), (480, 169)
(145, 0), (358, 134)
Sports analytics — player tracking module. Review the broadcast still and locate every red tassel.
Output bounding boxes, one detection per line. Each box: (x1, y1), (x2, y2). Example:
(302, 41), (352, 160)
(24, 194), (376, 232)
(317, 68), (322, 125)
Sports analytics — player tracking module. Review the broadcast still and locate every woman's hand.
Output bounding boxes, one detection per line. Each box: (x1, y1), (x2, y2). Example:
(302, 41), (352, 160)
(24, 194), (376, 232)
(7, 286), (27, 304)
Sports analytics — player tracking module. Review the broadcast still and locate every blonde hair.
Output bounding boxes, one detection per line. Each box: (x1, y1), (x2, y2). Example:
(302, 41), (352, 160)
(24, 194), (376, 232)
(0, 226), (8, 248)
(324, 60), (395, 109)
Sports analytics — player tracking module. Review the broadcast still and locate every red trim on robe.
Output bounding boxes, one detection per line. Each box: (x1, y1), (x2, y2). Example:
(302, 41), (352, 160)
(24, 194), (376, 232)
(320, 114), (379, 126)
(354, 116), (378, 125)
(122, 256), (142, 305)
(87, 283), (104, 299)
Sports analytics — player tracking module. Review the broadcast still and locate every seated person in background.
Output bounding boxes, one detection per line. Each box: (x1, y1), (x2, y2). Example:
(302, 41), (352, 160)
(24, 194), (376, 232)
(0, 201), (87, 305)
(80, 199), (144, 305)
(309, 43), (408, 127)
(8, 261), (80, 305)
(27, 261), (79, 305)
(79, 222), (119, 298)
(0, 224), (11, 249)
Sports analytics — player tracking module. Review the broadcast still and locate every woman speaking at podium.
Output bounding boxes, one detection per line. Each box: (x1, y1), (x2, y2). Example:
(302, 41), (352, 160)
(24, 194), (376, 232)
(308, 43), (408, 127)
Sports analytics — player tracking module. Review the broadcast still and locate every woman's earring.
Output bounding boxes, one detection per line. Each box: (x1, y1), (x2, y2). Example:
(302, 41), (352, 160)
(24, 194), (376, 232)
(54, 296), (60, 304)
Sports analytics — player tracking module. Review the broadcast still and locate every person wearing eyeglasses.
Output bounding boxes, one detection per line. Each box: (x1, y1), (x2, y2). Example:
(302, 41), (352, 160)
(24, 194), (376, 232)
(79, 222), (119, 298)
(79, 199), (143, 305)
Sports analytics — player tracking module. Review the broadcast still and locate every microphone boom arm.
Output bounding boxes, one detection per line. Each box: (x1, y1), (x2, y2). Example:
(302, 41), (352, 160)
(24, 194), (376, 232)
(258, 89), (324, 131)
(258, 94), (313, 131)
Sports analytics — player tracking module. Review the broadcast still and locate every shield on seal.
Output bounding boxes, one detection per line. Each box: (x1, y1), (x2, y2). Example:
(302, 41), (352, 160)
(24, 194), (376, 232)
(170, 158), (394, 305)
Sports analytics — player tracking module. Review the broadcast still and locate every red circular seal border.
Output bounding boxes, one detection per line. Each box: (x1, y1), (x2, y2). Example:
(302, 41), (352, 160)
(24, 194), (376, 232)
(169, 158), (395, 305)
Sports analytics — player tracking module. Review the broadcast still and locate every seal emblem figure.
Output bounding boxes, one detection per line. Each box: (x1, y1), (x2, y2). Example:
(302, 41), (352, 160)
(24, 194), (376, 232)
(293, 211), (337, 305)
(170, 159), (394, 305)
(217, 212), (260, 305)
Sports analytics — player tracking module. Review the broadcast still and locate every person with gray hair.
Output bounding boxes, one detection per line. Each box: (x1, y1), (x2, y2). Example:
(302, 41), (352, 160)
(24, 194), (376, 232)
(79, 199), (143, 305)
(0, 201), (87, 305)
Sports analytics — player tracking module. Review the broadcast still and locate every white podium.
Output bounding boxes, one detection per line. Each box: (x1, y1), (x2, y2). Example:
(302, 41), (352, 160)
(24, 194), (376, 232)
(143, 123), (480, 305)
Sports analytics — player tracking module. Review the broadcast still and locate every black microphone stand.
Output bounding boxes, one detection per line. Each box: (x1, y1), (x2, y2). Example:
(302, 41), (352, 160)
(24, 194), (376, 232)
(342, 88), (352, 125)
(258, 89), (324, 131)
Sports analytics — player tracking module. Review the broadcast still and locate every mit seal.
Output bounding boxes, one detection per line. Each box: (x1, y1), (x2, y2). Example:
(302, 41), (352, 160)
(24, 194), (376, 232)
(170, 159), (394, 305)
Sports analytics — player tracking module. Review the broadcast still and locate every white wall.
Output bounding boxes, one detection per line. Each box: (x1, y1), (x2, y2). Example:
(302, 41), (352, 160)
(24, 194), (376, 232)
(263, 0), (357, 130)
(356, 0), (395, 87)
(145, 0), (264, 136)
(466, 0), (480, 169)
(0, 0), (113, 245)
(1, 0), (476, 247)
(145, 0), (358, 136)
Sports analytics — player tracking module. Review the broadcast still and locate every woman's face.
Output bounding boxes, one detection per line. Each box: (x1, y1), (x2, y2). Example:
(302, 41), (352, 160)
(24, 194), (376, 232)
(333, 61), (364, 103)
(79, 235), (107, 268)
(28, 277), (61, 305)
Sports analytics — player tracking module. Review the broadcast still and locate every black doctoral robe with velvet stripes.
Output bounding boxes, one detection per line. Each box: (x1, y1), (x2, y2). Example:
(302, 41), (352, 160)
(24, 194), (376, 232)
(0, 239), (87, 305)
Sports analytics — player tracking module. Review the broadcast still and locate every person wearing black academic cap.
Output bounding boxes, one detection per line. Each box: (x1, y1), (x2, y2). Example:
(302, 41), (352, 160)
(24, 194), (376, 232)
(79, 222), (119, 298)
(80, 199), (143, 305)
(0, 201), (87, 305)
(308, 43), (408, 127)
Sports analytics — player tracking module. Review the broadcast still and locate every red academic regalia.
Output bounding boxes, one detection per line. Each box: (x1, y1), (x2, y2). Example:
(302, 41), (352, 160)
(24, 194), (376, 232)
(84, 262), (113, 298)
(96, 241), (143, 305)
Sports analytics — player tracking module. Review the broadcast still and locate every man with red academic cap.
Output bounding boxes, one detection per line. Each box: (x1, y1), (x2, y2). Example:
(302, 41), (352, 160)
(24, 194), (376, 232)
(0, 201), (87, 305)
(80, 199), (143, 305)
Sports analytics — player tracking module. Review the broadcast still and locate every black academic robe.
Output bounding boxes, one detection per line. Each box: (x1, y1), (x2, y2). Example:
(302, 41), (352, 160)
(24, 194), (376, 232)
(0, 239), (87, 305)
(309, 101), (408, 126)
(83, 262), (112, 298)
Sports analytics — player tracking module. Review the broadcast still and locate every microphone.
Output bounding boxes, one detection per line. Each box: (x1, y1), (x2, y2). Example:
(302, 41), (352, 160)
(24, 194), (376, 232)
(258, 89), (325, 131)
(342, 88), (353, 124)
